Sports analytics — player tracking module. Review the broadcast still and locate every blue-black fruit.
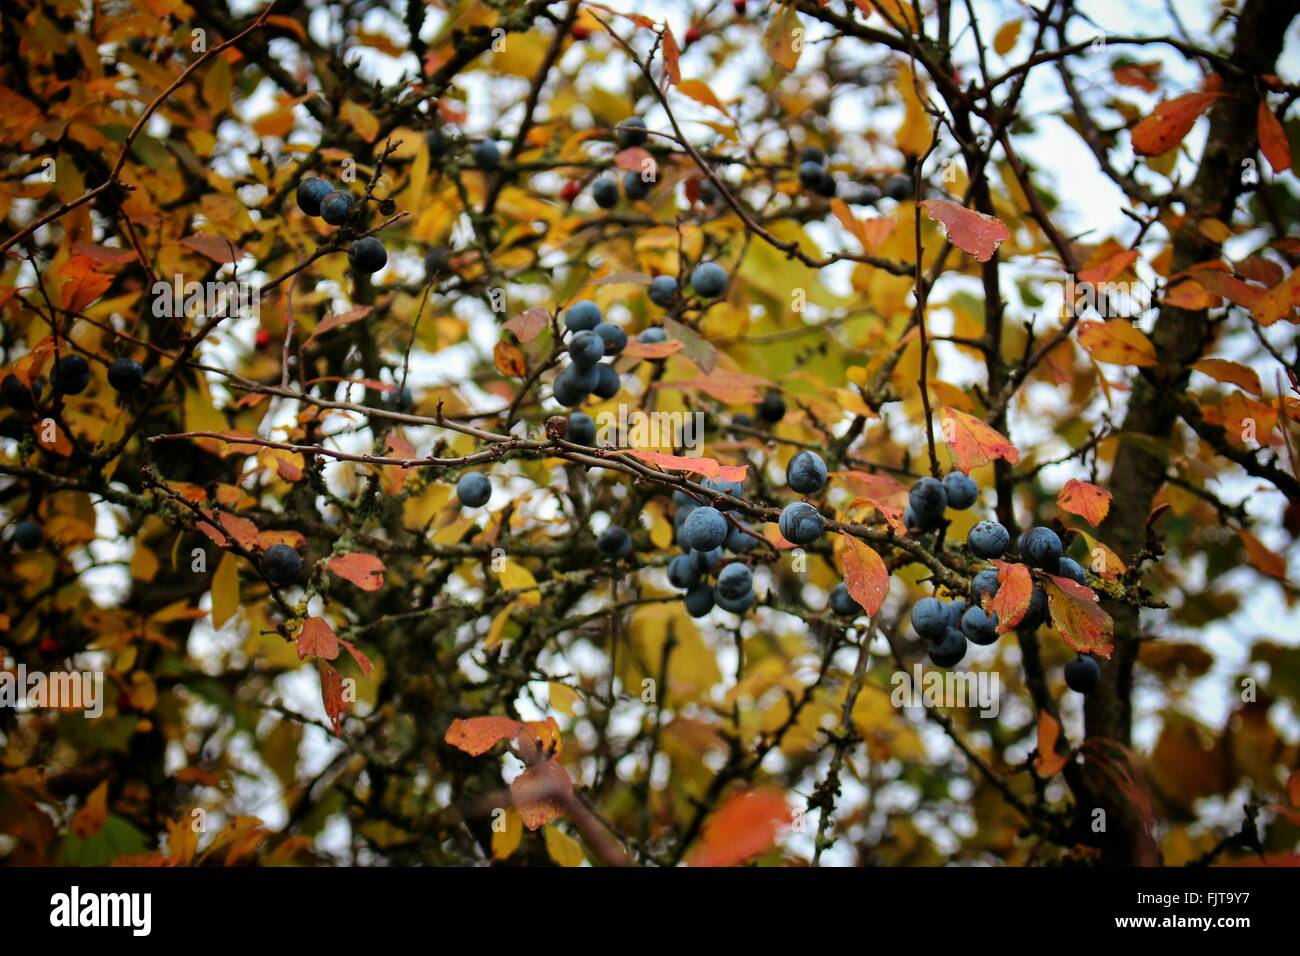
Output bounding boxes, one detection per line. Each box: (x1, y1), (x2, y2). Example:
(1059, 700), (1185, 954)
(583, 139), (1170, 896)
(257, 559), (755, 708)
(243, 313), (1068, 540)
(52, 354), (91, 395)
(262, 544), (302, 584)
(456, 472), (492, 507)
(107, 357), (144, 393)
(296, 177), (334, 216)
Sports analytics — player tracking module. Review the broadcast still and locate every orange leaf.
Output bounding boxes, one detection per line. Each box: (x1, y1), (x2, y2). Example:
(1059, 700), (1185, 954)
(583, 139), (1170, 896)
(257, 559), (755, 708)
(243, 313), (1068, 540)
(1251, 269), (1300, 327)
(445, 715), (525, 756)
(1239, 529), (1287, 580)
(686, 788), (791, 867)
(1131, 91), (1223, 156)
(1033, 711), (1069, 778)
(625, 449), (748, 484)
(1077, 249), (1139, 285)
(1192, 358), (1262, 396)
(297, 616), (339, 661)
(939, 406), (1020, 473)
(1057, 479), (1111, 525)
(841, 536), (889, 615)
(662, 26), (681, 85)
(1077, 319), (1156, 367)
(180, 232), (248, 264)
(623, 339), (683, 360)
(327, 552), (386, 591)
(510, 759), (574, 830)
(920, 199), (1010, 262)
(988, 559), (1032, 632)
(338, 638), (373, 676)
(1044, 578), (1113, 657)
(1258, 101), (1292, 174)
(494, 340), (526, 377)
(672, 368), (773, 404)
(1287, 769), (1300, 809)
(71, 780), (110, 839)
(59, 256), (113, 313)
(196, 510), (261, 551)
(830, 199), (895, 253)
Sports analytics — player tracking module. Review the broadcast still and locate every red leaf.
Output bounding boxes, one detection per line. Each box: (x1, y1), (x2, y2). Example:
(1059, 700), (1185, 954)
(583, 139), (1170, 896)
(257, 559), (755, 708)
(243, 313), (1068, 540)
(625, 449), (748, 484)
(1077, 249), (1139, 285)
(338, 638), (374, 676)
(71, 242), (138, 266)
(988, 559), (1032, 632)
(503, 307), (550, 342)
(196, 510), (261, 551)
(297, 616), (339, 661)
(613, 147), (653, 172)
(444, 715), (525, 756)
(327, 552), (386, 591)
(939, 406), (1020, 473)
(510, 759), (574, 830)
(319, 662), (345, 736)
(1044, 578), (1113, 657)
(1258, 101), (1292, 174)
(686, 788), (791, 867)
(1131, 91), (1222, 156)
(1058, 479), (1111, 525)
(180, 232), (249, 264)
(920, 199), (1011, 262)
(306, 305), (372, 344)
(841, 536), (890, 615)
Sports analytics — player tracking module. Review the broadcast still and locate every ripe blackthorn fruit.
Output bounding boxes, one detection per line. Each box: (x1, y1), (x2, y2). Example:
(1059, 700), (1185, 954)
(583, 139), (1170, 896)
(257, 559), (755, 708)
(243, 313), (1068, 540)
(960, 605), (999, 645)
(107, 357), (144, 393)
(929, 627), (967, 667)
(2, 374), (36, 410)
(690, 262), (727, 298)
(1021, 585), (1048, 630)
(778, 501), (823, 544)
(681, 506), (728, 552)
(684, 583), (714, 618)
(967, 519), (1010, 558)
(715, 590), (755, 614)
(703, 477), (743, 511)
(568, 412), (596, 445)
(592, 177), (619, 208)
(911, 597), (948, 640)
(786, 450), (828, 495)
(1065, 654), (1100, 694)
(716, 562), (753, 601)
(597, 525), (632, 559)
(564, 300), (602, 332)
(813, 168), (837, 198)
(971, 568), (1000, 605)
(617, 116), (648, 147)
(798, 160), (824, 188)
(945, 597), (969, 628)
(262, 544), (302, 584)
(553, 365), (595, 406)
(424, 247), (450, 276)
(942, 471), (978, 510)
(456, 472), (492, 508)
(568, 330), (605, 368)
(1022, 526), (1063, 570)
(624, 171), (652, 201)
(883, 173), (914, 201)
(725, 522), (757, 552)
(594, 322), (627, 356)
(638, 327), (667, 344)
(472, 140), (501, 168)
(830, 583), (862, 617)
(908, 477), (947, 523)
(648, 275), (677, 306)
(349, 236), (388, 274)
(320, 191), (355, 226)
(758, 390), (785, 423)
(52, 354), (90, 395)
(668, 553), (702, 589)
(591, 363), (621, 400)
(296, 177), (334, 216)
(799, 146), (825, 165)
(1057, 556), (1086, 586)
(13, 520), (42, 550)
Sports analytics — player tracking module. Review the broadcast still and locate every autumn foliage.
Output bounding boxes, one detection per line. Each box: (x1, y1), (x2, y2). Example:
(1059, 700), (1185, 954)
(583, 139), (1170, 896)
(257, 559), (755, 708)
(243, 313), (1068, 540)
(1, 0), (1299, 869)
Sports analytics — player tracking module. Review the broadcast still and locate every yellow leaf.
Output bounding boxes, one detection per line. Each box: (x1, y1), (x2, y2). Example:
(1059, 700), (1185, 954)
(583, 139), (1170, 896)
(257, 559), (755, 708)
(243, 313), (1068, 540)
(896, 62), (931, 157)
(499, 561), (541, 607)
(211, 551), (239, 630)
(677, 80), (728, 114)
(543, 826), (585, 867)
(764, 4), (803, 72)
(492, 808), (524, 860)
(993, 19), (1022, 56)
(340, 100), (379, 143)
(129, 542), (160, 582)
(549, 681), (580, 716)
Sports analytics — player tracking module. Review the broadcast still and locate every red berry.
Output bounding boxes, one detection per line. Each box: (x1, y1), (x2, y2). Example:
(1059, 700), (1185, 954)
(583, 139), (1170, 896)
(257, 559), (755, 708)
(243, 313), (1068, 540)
(733, 0), (747, 14)
(38, 637), (60, 658)
(561, 180), (581, 202)
(571, 25), (590, 41)
(685, 26), (701, 43)
(255, 329), (272, 348)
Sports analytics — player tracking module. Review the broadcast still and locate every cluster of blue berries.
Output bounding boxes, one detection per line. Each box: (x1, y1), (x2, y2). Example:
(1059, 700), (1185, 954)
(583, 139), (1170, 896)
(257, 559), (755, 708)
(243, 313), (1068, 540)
(590, 118), (655, 207)
(668, 482), (760, 618)
(296, 177), (387, 275)
(905, 472), (1100, 693)
(554, 300), (626, 408)
(796, 146), (837, 198)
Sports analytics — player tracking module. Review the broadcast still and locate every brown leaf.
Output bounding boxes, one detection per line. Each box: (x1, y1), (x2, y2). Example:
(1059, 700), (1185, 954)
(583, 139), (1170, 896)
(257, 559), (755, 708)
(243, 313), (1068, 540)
(687, 788), (791, 867)
(1033, 711), (1069, 778)
(503, 307), (549, 342)
(939, 406), (1020, 473)
(444, 715), (525, 756)
(319, 662), (344, 736)
(510, 759), (574, 830)
(494, 340), (526, 378)
(1258, 101), (1292, 174)
(988, 559), (1032, 632)
(306, 305), (372, 344)
(1131, 91), (1223, 156)
(297, 617), (339, 661)
(841, 536), (889, 615)
(1044, 578), (1113, 657)
(180, 232), (249, 265)
(920, 199), (1011, 262)
(327, 552), (386, 591)
(1057, 478), (1111, 525)
(1239, 529), (1287, 580)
